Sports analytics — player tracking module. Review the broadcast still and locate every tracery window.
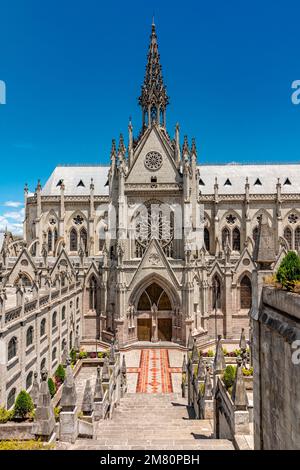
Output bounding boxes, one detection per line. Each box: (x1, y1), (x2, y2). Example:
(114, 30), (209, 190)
(222, 227), (230, 250)
(70, 228), (78, 252)
(232, 227), (241, 251)
(284, 227), (292, 249)
(137, 283), (172, 311)
(135, 200), (174, 258)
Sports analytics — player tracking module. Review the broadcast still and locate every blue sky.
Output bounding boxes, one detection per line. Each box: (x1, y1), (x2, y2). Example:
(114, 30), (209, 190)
(0, 0), (300, 234)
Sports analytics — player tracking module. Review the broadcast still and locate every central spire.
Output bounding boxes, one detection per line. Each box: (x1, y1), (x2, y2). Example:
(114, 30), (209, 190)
(139, 21), (169, 130)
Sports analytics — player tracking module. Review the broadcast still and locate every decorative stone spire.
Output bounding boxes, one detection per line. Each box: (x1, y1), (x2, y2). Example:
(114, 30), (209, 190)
(82, 379), (94, 415)
(139, 20), (169, 129)
(253, 213), (275, 269)
(61, 344), (68, 367)
(60, 359), (77, 411)
(102, 356), (110, 382)
(109, 341), (116, 365)
(32, 369), (55, 439)
(94, 366), (104, 402)
(187, 329), (194, 351)
(203, 367), (213, 399)
(239, 328), (247, 351)
(182, 354), (187, 375)
(121, 354), (127, 376)
(214, 335), (226, 374)
(191, 339), (199, 364)
(118, 134), (126, 161)
(197, 355), (206, 381)
(182, 135), (190, 160)
(30, 371), (40, 408)
(231, 357), (248, 410)
(191, 138), (197, 160)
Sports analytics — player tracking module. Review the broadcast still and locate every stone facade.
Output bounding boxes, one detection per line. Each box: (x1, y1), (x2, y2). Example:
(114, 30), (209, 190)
(1, 22), (300, 409)
(251, 286), (300, 450)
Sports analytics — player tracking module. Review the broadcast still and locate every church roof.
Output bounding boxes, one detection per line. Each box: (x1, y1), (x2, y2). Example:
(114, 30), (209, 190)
(42, 165), (110, 196)
(41, 163), (300, 197)
(197, 163), (300, 195)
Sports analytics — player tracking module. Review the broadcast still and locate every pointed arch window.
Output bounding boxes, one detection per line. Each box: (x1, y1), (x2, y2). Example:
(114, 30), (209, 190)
(80, 228), (88, 254)
(284, 227), (292, 249)
(295, 227), (300, 251)
(70, 228), (78, 252)
(253, 226), (259, 243)
(254, 178), (262, 186)
(89, 276), (97, 310)
(8, 337), (17, 361)
(222, 227), (230, 250)
(77, 180), (85, 187)
(212, 276), (221, 310)
(26, 326), (34, 347)
(224, 178), (232, 186)
(284, 178), (291, 185)
(7, 388), (16, 410)
(47, 230), (53, 252)
(54, 228), (58, 247)
(240, 276), (252, 309)
(232, 227), (241, 251)
(204, 227), (210, 252)
(26, 371), (33, 390)
(40, 318), (46, 337)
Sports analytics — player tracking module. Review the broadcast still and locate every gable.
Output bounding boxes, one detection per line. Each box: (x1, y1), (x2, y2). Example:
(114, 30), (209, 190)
(126, 127), (179, 185)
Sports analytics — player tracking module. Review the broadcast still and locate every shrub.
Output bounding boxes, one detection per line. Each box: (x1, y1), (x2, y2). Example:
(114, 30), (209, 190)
(222, 347), (228, 356)
(48, 378), (56, 398)
(242, 366), (254, 376)
(0, 407), (14, 423)
(54, 406), (61, 422)
(276, 251), (300, 291)
(69, 348), (77, 364)
(79, 350), (88, 359)
(54, 364), (65, 384)
(13, 390), (34, 420)
(0, 439), (54, 450)
(223, 365), (236, 390)
(207, 349), (214, 357)
(97, 352), (105, 359)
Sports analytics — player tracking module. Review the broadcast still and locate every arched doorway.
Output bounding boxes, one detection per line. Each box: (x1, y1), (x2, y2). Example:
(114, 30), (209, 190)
(136, 282), (173, 342)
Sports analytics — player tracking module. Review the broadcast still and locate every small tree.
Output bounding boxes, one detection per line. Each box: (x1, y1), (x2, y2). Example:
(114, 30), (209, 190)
(69, 349), (77, 365)
(48, 378), (56, 398)
(223, 365), (236, 390)
(55, 364), (65, 384)
(14, 390), (34, 420)
(276, 251), (300, 291)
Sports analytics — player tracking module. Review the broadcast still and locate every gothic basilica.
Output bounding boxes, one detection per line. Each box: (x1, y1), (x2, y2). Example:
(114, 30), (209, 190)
(0, 22), (299, 408)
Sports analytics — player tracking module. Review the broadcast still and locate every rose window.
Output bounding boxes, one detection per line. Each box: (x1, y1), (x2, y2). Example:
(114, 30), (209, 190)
(144, 151), (163, 171)
(288, 213), (298, 224)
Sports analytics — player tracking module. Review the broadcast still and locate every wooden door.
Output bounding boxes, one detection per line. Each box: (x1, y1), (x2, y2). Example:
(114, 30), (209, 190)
(137, 319), (152, 341)
(158, 318), (172, 341)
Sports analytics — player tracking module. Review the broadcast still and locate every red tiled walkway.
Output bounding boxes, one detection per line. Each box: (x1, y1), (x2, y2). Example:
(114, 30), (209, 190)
(135, 349), (180, 394)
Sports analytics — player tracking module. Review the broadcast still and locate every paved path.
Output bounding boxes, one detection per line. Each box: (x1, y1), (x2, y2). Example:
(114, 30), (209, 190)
(64, 349), (233, 450)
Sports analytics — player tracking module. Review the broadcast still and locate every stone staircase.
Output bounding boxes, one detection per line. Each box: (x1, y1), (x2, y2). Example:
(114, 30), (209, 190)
(69, 393), (234, 450)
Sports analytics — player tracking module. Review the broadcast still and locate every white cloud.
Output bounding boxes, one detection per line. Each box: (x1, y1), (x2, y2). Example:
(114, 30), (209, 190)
(0, 208), (24, 236)
(3, 201), (23, 208)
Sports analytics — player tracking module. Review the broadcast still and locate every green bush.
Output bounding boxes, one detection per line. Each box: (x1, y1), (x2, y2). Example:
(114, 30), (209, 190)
(223, 365), (236, 390)
(13, 390), (34, 420)
(0, 407), (14, 423)
(207, 349), (214, 357)
(222, 347), (228, 356)
(0, 439), (54, 450)
(55, 364), (65, 383)
(69, 348), (77, 364)
(54, 406), (61, 422)
(276, 251), (300, 291)
(242, 366), (254, 376)
(48, 378), (56, 398)
(79, 350), (88, 359)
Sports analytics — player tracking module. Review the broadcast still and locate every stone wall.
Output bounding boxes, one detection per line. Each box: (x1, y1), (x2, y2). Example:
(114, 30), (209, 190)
(252, 286), (300, 450)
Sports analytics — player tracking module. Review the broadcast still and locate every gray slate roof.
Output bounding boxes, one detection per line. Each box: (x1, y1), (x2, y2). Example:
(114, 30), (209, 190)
(41, 163), (300, 196)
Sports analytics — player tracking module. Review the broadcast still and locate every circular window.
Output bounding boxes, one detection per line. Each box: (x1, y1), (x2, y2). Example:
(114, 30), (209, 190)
(144, 151), (163, 171)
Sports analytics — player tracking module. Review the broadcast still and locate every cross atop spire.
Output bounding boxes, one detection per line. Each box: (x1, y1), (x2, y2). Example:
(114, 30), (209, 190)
(139, 21), (169, 130)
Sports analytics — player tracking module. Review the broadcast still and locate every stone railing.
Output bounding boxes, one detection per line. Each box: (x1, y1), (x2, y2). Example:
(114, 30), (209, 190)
(2, 283), (81, 328)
